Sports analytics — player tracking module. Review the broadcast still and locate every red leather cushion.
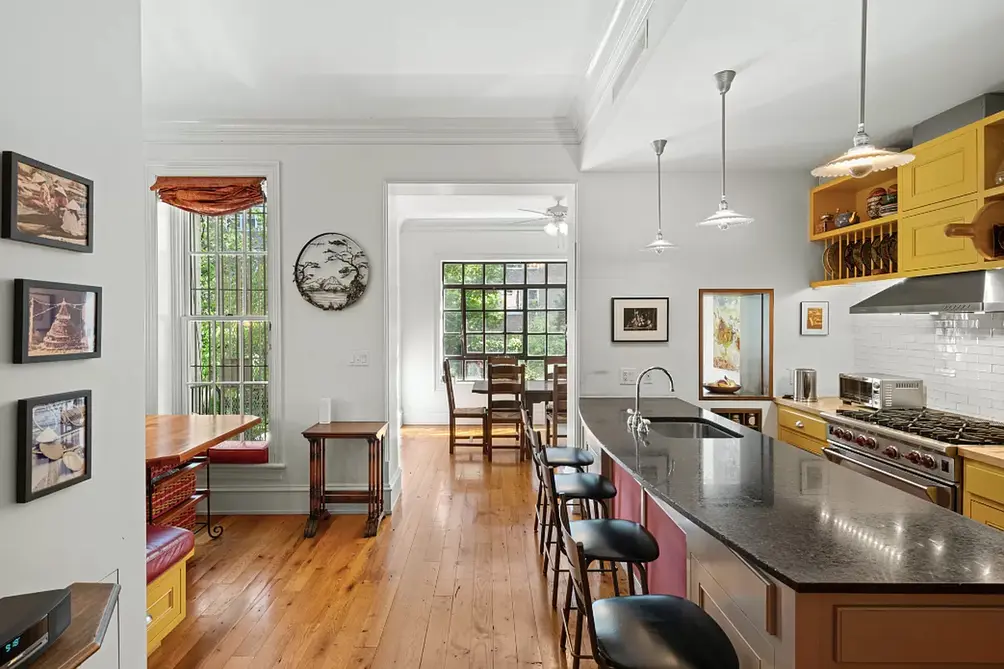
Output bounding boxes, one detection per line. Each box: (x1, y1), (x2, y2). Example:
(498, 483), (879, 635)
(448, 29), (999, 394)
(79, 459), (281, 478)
(146, 525), (195, 584)
(207, 440), (269, 465)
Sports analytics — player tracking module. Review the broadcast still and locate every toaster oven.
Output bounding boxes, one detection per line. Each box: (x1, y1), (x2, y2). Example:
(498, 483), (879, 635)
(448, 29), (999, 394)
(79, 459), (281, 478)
(838, 373), (925, 409)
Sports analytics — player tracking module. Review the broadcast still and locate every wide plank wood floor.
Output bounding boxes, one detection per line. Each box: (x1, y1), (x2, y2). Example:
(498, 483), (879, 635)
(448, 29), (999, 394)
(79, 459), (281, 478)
(149, 426), (600, 669)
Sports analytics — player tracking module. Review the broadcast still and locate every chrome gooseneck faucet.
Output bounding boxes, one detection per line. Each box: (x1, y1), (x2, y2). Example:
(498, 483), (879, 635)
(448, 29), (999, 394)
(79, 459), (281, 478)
(627, 366), (675, 435)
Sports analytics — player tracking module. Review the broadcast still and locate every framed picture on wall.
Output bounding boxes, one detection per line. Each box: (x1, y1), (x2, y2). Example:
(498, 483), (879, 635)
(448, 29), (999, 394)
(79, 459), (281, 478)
(800, 301), (829, 336)
(2, 152), (94, 252)
(611, 297), (669, 342)
(17, 390), (92, 503)
(14, 279), (102, 363)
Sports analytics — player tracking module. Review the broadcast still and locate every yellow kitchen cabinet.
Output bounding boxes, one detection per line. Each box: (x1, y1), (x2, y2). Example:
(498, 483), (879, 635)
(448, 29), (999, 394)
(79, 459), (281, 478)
(898, 199), (980, 272)
(963, 458), (1004, 532)
(776, 405), (826, 456)
(899, 126), (979, 211)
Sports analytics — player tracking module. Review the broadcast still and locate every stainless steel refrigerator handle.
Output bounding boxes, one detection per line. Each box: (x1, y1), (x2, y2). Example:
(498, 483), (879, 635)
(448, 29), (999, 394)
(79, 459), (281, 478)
(823, 446), (943, 502)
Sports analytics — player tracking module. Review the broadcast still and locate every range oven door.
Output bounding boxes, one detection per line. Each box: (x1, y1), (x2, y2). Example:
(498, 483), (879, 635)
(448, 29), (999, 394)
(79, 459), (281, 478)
(823, 443), (957, 511)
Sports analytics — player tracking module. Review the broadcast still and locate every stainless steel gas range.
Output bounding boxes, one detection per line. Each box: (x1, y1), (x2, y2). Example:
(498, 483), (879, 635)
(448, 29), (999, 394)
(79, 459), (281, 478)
(821, 408), (1004, 512)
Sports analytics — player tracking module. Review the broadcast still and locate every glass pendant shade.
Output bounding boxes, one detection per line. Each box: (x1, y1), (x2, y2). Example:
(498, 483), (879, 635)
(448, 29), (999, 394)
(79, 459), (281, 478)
(698, 70), (753, 230)
(812, 0), (914, 179)
(643, 139), (677, 253)
(544, 221), (559, 237)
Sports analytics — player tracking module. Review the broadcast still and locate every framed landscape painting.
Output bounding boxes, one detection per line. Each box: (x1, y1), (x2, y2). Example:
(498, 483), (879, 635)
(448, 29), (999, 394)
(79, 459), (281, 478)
(2, 151), (93, 252)
(611, 297), (670, 342)
(17, 390), (92, 503)
(14, 279), (102, 363)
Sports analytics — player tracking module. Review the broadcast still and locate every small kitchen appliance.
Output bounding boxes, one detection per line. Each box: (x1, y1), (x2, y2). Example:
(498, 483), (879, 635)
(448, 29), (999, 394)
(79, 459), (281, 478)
(0, 588), (71, 668)
(838, 373), (925, 409)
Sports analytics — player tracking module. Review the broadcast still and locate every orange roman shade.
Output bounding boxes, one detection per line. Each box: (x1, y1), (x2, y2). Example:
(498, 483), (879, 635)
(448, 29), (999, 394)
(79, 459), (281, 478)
(150, 176), (265, 216)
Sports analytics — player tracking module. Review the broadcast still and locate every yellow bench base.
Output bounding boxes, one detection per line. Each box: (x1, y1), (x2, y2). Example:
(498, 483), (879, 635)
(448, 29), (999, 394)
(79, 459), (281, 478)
(147, 548), (194, 655)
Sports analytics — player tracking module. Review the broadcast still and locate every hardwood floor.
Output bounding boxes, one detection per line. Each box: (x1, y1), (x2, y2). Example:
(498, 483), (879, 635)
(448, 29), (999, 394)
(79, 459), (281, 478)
(149, 425), (598, 669)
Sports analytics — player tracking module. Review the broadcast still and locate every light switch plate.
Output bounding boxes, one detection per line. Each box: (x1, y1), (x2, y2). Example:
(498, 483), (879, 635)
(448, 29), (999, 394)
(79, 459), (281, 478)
(349, 351), (370, 367)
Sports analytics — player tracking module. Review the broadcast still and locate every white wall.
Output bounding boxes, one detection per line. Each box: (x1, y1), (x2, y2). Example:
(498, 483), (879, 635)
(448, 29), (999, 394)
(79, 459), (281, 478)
(854, 311), (1004, 421)
(576, 171), (865, 435)
(0, 3), (146, 667)
(399, 223), (567, 424)
(145, 137), (859, 508)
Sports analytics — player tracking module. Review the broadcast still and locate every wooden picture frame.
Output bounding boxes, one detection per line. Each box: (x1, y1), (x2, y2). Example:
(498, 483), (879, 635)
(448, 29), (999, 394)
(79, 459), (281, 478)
(2, 152), (94, 253)
(14, 279), (102, 363)
(800, 300), (829, 336)
(17, 390), (92, 503)
(610, 297), (669, 342)
(698, 288), (774, 401)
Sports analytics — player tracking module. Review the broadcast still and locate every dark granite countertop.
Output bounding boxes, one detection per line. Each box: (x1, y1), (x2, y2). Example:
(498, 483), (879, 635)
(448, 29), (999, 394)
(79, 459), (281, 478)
(580, 397), (1004, 594)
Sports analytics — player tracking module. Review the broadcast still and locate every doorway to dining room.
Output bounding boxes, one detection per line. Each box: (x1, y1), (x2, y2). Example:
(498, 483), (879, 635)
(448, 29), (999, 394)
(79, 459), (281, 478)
(386, 183), (578, 466)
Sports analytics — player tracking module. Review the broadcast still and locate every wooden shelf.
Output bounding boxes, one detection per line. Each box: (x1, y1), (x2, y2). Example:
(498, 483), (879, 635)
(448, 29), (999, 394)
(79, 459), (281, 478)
(984, 183), (1004, 201)
(810, 213), (898, 242)
(810, 273), (903, 289)
(33, 583), (120, 669)
(152, 492), (207, 526)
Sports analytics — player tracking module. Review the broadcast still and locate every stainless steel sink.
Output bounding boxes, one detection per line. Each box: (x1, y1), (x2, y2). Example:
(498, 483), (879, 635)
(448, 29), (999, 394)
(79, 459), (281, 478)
(646, 417), (741, 440)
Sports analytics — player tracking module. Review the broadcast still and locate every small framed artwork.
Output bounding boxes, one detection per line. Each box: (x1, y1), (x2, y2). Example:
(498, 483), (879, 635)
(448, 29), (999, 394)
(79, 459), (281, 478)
(800, 301), (829, 336)
(2, 152), (93, 252)
(14, 279), (102, 363)
(17, 390), (92, 503)
(611, 297), (669, 342)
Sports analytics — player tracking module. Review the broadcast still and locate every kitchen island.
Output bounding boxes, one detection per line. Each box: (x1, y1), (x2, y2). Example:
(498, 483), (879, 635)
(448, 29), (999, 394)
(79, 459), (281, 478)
(581, 397), (1004, 668)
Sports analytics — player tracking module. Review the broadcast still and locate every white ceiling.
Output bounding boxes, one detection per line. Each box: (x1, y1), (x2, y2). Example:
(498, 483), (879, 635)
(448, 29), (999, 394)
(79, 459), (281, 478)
(584, 0), (1004, 170)
(141, 0), (619, 121)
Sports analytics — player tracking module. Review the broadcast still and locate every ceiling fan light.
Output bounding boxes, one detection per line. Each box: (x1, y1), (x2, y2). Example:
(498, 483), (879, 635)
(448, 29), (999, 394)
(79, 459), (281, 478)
(544, 221), (559, 237)
(557, 221), (568, 236)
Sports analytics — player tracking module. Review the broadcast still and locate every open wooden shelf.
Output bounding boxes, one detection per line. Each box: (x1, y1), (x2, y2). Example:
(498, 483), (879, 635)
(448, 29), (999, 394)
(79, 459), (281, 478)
(983, 183), (1004, 201)
(152, 492), (207, 526)
(33, 583), (120, 669)
(810, 272), (903, 289)
(810, 213), (898, 242)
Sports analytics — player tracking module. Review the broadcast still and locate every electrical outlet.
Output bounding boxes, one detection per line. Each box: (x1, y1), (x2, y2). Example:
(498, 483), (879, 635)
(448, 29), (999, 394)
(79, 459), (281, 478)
(349, 351), (370, 367)
(620, 368), (636, 385)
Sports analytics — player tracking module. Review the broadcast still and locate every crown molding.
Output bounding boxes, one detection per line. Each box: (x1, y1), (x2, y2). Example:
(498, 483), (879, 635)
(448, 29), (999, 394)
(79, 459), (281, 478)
(400, 217), (551, 233)
(572, 0), (655, 138)
(144, 117), (580, 146)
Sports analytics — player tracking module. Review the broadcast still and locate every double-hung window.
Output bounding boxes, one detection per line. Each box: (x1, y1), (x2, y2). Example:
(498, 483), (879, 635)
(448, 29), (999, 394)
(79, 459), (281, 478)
(442, 261), (566, 381)
(180, 203), (270, 442)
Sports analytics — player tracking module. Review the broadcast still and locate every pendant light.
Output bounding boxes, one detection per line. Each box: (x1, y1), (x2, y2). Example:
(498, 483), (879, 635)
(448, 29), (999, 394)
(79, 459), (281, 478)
(643, 139), (677, 254)
(812, 0), (914, 178)
(698, 70), (754, 230)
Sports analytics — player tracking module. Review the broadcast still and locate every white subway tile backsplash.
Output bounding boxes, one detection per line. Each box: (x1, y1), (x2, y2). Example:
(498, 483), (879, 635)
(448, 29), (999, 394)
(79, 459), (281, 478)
(854, 313), (1004, 421)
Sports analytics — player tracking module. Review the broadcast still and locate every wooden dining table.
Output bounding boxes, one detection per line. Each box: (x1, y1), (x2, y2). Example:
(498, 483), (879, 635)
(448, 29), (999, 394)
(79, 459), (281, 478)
(145, 414), (260, 538)
(471, 379), (553, 409)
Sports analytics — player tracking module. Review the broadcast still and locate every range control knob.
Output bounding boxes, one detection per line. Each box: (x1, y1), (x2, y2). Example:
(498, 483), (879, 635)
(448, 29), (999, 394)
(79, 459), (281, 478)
(921, 454), (937, 469)
(905, 451), (922, 464)
(864, 437), (878, 449)
(855, 435), (868, 447)
(884, 446), (900, 459)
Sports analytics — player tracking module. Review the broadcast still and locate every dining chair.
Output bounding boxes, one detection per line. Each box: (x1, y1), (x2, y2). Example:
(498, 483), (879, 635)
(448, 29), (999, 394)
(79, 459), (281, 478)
(486, 362), (525, 461)
(545, 363), (568, 447)
(443, 359), (487, 455)
(487, 355), (519, 366)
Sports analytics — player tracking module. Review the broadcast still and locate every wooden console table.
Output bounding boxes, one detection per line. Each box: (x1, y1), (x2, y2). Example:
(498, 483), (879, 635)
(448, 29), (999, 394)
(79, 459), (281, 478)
(301, 421), (388, 539)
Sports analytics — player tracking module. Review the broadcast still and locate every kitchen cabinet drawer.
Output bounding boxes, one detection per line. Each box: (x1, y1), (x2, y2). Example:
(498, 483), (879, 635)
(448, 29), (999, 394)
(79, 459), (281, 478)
(899, 127), (978, 211)
(778, 426), (825, 457)
(967, 496), (1004, 532)
(777, 406), (827, 442)
(964, 459), (1004, 507)
(899, 199), (980, 272)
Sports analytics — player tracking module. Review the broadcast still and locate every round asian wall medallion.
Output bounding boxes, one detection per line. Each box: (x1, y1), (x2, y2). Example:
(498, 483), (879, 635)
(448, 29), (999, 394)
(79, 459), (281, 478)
(293, 233), (370, 311)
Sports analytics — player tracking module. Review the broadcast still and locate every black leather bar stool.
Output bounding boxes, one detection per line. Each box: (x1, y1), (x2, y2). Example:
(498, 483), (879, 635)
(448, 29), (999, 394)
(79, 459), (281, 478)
(520, 407), (596, 548)
(557, 501), (740, 669)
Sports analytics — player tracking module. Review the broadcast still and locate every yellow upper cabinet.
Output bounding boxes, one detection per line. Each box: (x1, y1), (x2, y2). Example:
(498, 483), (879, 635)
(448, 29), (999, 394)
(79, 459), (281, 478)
(899, 127), (979, 212)
(899, 199), (980, 272)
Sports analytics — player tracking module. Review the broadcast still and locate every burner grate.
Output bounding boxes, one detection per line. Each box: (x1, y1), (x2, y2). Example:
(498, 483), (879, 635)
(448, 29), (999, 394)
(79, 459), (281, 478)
(835, 408), (1004, 446)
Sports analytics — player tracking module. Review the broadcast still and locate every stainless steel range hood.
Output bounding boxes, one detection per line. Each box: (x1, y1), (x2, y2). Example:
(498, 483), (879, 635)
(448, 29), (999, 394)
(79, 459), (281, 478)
(850, 270), (1004, 314)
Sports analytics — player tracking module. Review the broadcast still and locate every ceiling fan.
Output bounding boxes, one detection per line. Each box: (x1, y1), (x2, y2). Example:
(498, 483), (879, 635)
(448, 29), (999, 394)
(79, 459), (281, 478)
(513, 196), (569, 236)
